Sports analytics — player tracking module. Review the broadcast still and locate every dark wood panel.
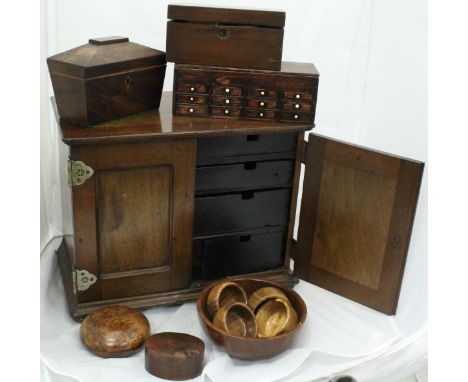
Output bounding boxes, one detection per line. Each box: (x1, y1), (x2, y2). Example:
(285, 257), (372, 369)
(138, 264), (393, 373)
(295, 134), (424, 315)
(194, 229), (286, 279)
(166, 21), (283, 71)
(210, 106), (241, 117)
(175, 94), (208, 105)
(211, 96), (242, 106)
(97, 166), (172, 274)
(194, 189), (291, 236)
(196, 133), (298, 162)
(195, 160), (294, 195)
(167, 5), (285, 27)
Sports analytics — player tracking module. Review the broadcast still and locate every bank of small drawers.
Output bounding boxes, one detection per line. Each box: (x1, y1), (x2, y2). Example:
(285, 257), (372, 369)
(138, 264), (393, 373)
(192, 133), (297, 280)
(174, 83), (315, 123)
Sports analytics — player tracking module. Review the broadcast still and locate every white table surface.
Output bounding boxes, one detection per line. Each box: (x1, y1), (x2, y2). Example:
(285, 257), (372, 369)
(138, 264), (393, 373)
(41, 237), (427, 382)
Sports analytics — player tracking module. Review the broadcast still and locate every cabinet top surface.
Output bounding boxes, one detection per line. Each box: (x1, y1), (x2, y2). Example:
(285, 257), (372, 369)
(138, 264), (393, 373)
(54, 92), (312, 145)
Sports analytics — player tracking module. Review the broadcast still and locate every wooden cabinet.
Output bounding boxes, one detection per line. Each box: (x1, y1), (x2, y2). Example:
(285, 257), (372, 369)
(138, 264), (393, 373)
(54, 92), (423, 320)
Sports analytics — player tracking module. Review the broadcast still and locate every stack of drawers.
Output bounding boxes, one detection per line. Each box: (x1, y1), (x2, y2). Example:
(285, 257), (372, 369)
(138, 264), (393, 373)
(164, 5), (318, 281)
(192, 133), (298, 280)
(173, 63), (319, 123)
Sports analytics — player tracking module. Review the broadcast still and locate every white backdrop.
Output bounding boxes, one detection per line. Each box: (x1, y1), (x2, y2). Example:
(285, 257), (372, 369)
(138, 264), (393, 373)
(40, 0), (427, 379)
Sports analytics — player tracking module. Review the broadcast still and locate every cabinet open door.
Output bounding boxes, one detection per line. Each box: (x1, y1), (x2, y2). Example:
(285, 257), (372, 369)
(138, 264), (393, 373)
(294, 134), (424, 315)
(69, 139), (196, 303)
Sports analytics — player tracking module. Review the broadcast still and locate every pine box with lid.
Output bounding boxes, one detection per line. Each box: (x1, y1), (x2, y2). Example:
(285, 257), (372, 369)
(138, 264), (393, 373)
(47, 36), (167, 127)
(166, 5), (285, 70)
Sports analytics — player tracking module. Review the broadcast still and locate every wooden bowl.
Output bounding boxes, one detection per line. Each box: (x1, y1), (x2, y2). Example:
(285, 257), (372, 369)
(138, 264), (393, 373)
(213, 302), (257, 338)
(206, 281), (248, 318)
(247, 287), (288, 312)
(197, 278), (307, 360)
(255, 298), (298, 338)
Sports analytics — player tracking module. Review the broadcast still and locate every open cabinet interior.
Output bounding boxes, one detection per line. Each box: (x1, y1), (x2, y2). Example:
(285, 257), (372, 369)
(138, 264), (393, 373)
(54, 93), (423, 320)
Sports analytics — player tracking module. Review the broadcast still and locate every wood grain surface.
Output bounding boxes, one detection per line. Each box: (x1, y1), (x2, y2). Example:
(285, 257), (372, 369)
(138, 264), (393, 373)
(295, 133), (424, 315)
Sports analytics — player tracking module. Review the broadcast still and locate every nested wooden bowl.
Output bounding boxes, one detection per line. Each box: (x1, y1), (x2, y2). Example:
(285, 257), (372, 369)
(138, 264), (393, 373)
(197, 278), (307, 360)
(256, 297), (298, 338)
(207, 281), (248, 317)
(213, 302), (258, 338)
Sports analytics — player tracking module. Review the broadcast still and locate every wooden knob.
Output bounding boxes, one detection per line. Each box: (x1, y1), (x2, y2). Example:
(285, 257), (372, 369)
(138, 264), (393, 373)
(80, 305), (150, 358)
(145, 332), (205, 380)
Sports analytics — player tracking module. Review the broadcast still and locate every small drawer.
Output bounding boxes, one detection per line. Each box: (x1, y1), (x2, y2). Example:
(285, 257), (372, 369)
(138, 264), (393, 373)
(197, 133), (298, 164)
(246, 88), (277, 98)
(279, 111), (314, 123)
(283, 90), (314, 100)
(175, 104), (209, 117)
(246, 98), (278, 109)
(176, 94), (208, 105)
(176, 83), (208, 94)
(193, 229), (286, 280)
(194, 189), (291, 235)
(196, 160), (295, 194)
(212, 86), (242, 96)
(245, 109), (276, 120)
(211, 96), (242, 106)
(282, 100), (314, 111)
(210, 106), (242, 118)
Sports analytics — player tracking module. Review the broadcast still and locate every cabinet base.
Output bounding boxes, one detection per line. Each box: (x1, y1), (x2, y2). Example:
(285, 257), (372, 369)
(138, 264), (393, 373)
(56, 238), (298, 322)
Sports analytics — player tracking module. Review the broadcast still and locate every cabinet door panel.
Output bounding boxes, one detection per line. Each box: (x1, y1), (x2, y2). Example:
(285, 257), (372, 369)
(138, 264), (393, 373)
(71, 140), (196, 302)
(295, 134), (424, 315)
(97, 166), (172, 274)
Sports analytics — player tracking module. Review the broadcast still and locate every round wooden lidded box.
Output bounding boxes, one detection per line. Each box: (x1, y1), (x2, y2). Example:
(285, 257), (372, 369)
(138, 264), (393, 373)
(80, 305), (150, 358)
(145, 332), (205, 380)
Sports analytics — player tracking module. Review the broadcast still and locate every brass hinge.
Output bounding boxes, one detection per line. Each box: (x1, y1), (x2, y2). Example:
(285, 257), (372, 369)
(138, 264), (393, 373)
(73, 269), (97, 294)
(68, 160), (94, 186)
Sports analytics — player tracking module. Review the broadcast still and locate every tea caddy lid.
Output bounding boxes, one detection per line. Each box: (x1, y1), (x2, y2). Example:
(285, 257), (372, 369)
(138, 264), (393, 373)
(47, 36), (166, 79)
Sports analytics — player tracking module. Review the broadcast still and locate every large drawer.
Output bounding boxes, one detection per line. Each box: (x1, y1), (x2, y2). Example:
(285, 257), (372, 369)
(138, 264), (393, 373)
(194, 189), (291, 235)
(193, 229), (286, 280)
(195, 160), (294, 195)
(196, 133), (298, 165)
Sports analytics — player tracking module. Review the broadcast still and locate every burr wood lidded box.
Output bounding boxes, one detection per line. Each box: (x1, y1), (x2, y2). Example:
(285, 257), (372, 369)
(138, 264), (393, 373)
(47, 36), (166, 126)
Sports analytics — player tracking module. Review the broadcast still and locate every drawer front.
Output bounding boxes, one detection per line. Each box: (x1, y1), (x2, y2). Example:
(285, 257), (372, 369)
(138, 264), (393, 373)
(193, 230), (286, 280)
(211, 95), (242, 106)
(246, 88), (277, 98)
(176, 83), (208, 94)
(175, 104), (209, 116)
(244, 109), (277, 120)
(176, 94), (208, 105)
(282, 100), (314, 111)
(195, 160), (295, 194)
(194, 189), (291, 235)
(197, 133), (298, 161)
(212, 86), (243, 96)
(210, 106), (242, 117)
(279, 111), (313, 123)
(283, 90), (314, 100)
(246, 98), (278, 109)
